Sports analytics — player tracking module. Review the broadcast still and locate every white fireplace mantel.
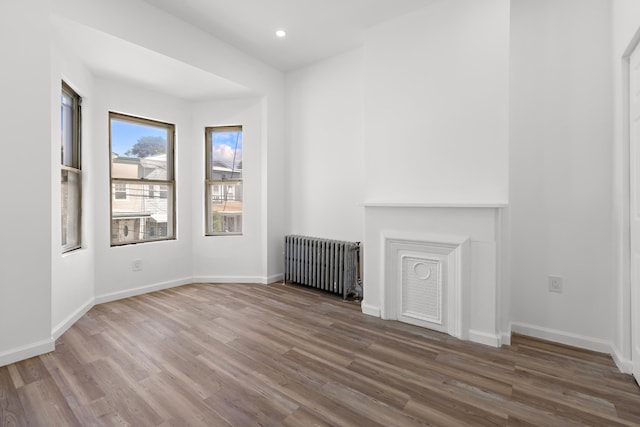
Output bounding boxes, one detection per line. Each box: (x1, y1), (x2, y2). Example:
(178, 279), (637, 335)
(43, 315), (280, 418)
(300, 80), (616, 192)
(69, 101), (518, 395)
(362, 203), (507, 347)
(363, 201), (508, 208)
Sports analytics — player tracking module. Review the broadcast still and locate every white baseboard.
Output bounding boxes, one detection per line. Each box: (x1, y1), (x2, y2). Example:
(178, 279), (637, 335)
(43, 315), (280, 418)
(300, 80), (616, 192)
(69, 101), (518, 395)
(0, 338), (55, 368)
(192, 274), (283, 285)
(5, 275), (292, 367)
(500, 331), (512, 347)
(361, 303), (381, 317)
(610, 345), (633, 374)
(468, 329), (501, 348)
(95, 277), (193, 304)
(510, 322), (635, 374)
(264, 274), (284, 284)
(191, 275), (268, 284)
(52, 297), (95, 340)
(510, 322), (613, 354)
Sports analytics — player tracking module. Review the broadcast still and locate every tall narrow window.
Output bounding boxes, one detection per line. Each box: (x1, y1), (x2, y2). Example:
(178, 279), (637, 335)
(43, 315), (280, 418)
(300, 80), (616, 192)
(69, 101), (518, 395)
(61, 82), (81, 252)
(205, 126), (243, 235)
(110, 113), (175, 245)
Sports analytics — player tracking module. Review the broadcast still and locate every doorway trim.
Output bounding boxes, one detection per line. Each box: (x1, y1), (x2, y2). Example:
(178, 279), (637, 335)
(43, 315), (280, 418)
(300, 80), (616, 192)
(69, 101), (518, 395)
(624, 27), (640, 378)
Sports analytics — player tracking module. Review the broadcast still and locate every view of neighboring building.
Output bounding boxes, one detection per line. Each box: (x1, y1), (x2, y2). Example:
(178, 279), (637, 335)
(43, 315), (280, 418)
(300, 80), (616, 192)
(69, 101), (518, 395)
(111, 153), (170, 244)
(206, 126), (243, 235)
(209, 160), (243, 234)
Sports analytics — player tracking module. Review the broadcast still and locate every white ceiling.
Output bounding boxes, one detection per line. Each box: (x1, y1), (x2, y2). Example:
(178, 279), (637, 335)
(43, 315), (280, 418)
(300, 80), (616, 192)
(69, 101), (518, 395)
(142, 0), (435, 71)
(52, 1), (434, 100)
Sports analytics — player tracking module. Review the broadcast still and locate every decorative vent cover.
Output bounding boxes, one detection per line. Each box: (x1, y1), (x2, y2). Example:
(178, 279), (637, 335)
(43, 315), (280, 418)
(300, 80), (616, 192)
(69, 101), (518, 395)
(401, 256), (442, 325)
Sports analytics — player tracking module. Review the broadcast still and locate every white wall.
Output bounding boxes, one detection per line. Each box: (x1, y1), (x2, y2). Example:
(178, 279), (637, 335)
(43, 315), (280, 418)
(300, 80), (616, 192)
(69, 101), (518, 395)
(264, 92), (287, 282)
(364, 0), (509, 204)
(611, 0), (640, 367)
(0, 0), (54, 365)
(53, 0), (286, 284)
(50, 41), (96, 338)
(191, 97), (266, 282)
(283, 0), (510, 345)
(359, 0), (509, 345)
(509, 0), (614, 350)
(285, 48), (365, 242)
(92, 79), (194, 302)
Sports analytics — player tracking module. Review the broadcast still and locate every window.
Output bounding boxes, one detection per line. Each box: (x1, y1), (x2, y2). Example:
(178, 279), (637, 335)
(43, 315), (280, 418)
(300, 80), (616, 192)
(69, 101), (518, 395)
(114, 183), (127, 200)
(205, 126), (243, 235)
(61, 82), (81, 252)
(110, 112), (175, 245)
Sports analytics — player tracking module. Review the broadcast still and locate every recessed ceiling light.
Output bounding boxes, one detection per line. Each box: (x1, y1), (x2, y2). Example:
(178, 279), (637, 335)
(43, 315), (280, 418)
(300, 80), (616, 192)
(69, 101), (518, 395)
(275, 30), (287, 38)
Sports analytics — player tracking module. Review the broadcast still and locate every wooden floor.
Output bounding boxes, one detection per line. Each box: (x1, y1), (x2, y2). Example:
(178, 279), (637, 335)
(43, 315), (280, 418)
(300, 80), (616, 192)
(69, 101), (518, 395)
(1, 283), (640, 426)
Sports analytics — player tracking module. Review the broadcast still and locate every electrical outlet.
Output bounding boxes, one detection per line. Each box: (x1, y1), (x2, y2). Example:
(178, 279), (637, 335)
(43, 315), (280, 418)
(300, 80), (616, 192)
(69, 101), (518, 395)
(132, 259), (142, 272)
(548, 275), (562, 293)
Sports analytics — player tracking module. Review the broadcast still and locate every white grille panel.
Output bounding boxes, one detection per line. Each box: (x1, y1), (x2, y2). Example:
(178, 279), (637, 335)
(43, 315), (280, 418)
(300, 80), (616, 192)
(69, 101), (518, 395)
(382, 232), (470, 340)
(401, 256), (442, 324)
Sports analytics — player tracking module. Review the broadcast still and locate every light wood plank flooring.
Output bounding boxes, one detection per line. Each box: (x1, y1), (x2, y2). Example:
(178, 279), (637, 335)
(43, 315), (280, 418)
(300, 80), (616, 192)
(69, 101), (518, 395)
(1, 282), (640, 426)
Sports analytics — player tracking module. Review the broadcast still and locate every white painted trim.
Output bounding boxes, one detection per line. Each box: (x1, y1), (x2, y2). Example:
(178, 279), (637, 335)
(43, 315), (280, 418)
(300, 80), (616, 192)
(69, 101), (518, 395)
(623, 24), (640, 57)
(468, 330), (501, 348)
(495, 207), (510, 348)
(52, 297), (95, 340)
(364, 202), (508, 208)
(625, 36), (640, 383)
(191, 275), (267, 284)
(5, 275), (296, 367)
(263, 273), (284, 284)
(499, 329), (512, 347)
(511, 322), (613, 354)
(95, 277), (193, 304)
(361, 303), (381, 317)
(510, 323), (633, 374)
(381, 230), (471, 247)
(0, 338), (55, 368)
(611, 345), (634, 374)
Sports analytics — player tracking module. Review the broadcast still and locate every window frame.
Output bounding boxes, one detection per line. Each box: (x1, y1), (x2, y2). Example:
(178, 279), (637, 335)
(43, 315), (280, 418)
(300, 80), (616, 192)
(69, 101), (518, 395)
(109, 112), (176, 246)
(61, 81), (82, 253)
(205, 125), (243, 236)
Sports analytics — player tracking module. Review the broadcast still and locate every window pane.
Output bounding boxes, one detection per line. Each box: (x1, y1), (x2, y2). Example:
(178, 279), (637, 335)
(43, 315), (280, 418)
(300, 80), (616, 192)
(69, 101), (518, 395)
(207, 180), (243, 234)
(209, 128), (242, 180)
(61, 92), (74, 167)
(111, 118), (170, 180)
(111, 182), (173, 245)
(62, 169), (80, 249)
